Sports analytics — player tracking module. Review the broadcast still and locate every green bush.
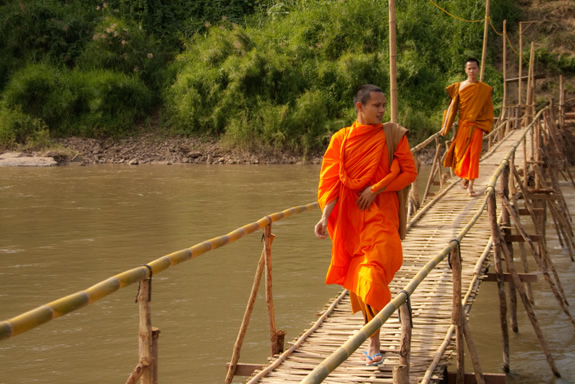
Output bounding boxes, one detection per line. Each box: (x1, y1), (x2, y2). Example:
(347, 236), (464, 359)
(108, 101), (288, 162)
(0, 106), (49, 148)
(77, 14), (168, 91)
(1, 64), (153, 139)
(0, 0), (99, 89)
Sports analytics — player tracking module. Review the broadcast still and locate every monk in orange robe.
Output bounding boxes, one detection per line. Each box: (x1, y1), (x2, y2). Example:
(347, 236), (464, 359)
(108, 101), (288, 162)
(441, 58), (494, 196)
(314, 84), (417, 366)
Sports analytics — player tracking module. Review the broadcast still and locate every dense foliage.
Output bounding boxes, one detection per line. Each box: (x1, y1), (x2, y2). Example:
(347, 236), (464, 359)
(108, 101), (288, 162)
(0, 0), (533, 153)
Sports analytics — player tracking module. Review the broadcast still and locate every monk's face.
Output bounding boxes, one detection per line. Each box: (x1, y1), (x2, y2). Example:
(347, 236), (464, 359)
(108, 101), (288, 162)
(465, 61), (479, 82)
(357, 92), (386, 125)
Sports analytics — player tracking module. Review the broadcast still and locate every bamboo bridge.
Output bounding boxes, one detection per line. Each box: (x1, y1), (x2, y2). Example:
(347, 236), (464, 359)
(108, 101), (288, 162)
(231, 105), (575, 384)
(1, 99), (575, 384)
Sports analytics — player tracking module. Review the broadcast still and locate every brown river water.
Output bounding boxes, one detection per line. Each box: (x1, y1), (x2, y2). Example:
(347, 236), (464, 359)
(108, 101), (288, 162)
(0, 164), (573, 384)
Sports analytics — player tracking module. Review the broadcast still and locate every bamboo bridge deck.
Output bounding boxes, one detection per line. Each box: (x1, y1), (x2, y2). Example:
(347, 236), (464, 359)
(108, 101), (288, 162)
(244, 128), (532, 384)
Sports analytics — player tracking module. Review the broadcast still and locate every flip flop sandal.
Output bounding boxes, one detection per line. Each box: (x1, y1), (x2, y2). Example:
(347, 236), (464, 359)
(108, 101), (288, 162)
(366, 353), (383, 366)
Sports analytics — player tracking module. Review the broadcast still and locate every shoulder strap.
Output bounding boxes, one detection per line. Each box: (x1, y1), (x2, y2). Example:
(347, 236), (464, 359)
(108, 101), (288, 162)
(382, 122), (410, 240)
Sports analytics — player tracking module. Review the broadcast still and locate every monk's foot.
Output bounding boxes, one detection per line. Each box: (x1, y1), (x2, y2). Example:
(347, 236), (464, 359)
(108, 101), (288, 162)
(461, 179), (469, 190)
(468, 189), (478, 197)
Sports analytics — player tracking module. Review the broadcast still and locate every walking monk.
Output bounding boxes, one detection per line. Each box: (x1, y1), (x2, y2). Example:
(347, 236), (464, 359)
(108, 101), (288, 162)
(441, 58), (494, 196)
(314, 84), (417, 366)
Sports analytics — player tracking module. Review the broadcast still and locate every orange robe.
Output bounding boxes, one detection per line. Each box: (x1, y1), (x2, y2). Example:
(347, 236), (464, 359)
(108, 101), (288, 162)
(443, 82), (494, 180)
(317, 121), (417, 311)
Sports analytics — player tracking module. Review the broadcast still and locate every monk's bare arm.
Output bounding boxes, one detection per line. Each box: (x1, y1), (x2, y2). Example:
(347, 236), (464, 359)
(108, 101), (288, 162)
(315, 198), (338, 239)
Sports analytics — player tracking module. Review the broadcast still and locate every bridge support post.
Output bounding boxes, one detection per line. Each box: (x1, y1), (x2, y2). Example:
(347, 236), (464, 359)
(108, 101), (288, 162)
(487, 190), (511, 373)
(450, 244), (485, 384)
(393, 303), (411, 384)
(126, 275), (158, 384)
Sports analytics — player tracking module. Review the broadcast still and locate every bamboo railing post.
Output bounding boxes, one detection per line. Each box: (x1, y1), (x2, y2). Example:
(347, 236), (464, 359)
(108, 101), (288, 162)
(501, 165), (519, 332)
(487, 190), (510, 373)
(151, 328), (160, 384)
(436, 137), (445, 189)
(422, 141), (442, 202)
(225, 237), (272, 384)
(518, 24), (524, 121)
(450, 245), (465, 384)
(408, 157), (421, 218)
(138, 277), (154, 384)
(264, 224), (283, 356)
(501, 19), (507, 139)
(393, 302), (411, 384)
(559, 75), (565, 130)
(449, 242), (486, 384)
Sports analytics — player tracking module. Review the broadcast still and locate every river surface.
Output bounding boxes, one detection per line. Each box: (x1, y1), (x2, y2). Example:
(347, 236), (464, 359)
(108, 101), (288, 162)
(0, 164), (573, 384)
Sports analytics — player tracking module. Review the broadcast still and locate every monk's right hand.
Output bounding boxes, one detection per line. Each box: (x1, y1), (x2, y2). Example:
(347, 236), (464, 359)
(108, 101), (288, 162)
(314, 218), (328, 239)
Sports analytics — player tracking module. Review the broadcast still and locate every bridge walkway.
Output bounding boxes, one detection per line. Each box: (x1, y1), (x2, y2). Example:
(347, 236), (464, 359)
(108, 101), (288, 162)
(244, 127), (530, 384)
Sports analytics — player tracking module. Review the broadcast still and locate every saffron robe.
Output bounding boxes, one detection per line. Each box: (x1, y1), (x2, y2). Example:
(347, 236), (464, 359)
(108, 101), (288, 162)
(317, 121), (417, 311)
(443, 82), (494, 180)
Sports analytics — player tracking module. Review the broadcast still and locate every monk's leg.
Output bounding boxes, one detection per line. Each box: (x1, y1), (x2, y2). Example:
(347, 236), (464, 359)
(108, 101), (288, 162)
(351, 292), (383, 364)
(365, 304), (383, 363)
(368, 328), (382, 361)
(468, 179), (477, 196)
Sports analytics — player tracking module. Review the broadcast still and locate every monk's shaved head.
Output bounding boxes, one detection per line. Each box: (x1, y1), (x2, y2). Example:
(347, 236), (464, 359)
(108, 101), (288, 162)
(354, 84), (385, 111)
(465, 58), (480, 68)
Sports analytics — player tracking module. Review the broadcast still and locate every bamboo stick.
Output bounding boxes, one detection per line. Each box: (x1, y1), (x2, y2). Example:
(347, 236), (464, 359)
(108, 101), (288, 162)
(487, 191), (510, 373)
(138, 278), (153, 384)
(518, 24), (523, 112)
(560, 75), (565, 129)
(499, 198), (562, 377)
(264, 225), (282, 356)
(480, 0), (490, 82)
(501, 165), (519, 332)
(393, 303), (411, 384)
(502, 20), (507, 130)
(225, 238), (271, 384)
(451, 247), (465, 384)
(389, 0), (398, 123)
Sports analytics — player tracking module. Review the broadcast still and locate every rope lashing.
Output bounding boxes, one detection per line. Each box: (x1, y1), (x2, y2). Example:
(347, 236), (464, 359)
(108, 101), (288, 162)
(135, 264), (153, 303)
(398, 290), (413, 329)
(448, 239), (461, 269)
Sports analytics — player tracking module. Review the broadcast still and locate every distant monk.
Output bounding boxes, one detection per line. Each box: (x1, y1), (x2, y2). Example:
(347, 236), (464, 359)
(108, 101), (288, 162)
(314, 84), (417, 366)
(441, 58), (494, 196)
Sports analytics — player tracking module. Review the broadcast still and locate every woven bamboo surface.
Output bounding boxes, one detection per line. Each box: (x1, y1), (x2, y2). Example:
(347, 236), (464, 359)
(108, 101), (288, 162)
(245, 128), (529, 384)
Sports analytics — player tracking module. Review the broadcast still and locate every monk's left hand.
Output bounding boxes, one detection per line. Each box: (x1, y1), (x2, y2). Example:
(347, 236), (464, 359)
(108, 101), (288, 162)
(356, 187), (376, 210)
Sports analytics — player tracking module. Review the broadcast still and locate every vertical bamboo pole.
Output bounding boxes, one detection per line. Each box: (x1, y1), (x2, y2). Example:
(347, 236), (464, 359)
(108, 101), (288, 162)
(480, 0), (490, 82)
(264, 224), (282, 356)
(138, 278), (153, 384)
(526, 42), (535, 129)
(518, 23), (523, 112)
(389, 0), (398, 123)
(393, 303), (411, 384)
(501, 20), (507, 136)
(151, 328), (160, 384)
(487, 191), (510, 373)
(451, 246), (465, 384)
(559, 75), (565, 130)
(225, 243), (270, 384)
(501, 165), (519, 332)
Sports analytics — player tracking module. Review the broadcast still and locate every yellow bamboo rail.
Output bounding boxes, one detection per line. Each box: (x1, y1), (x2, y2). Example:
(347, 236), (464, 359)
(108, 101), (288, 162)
(0, 203), (318, 341)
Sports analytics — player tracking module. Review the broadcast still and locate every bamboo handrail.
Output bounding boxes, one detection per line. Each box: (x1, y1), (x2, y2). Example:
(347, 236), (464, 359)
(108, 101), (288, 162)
(0, 202), (318, 341)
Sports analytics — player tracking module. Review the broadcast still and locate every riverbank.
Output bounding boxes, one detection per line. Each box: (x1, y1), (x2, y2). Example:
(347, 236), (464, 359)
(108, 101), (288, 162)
(0, 134), (324, 167)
